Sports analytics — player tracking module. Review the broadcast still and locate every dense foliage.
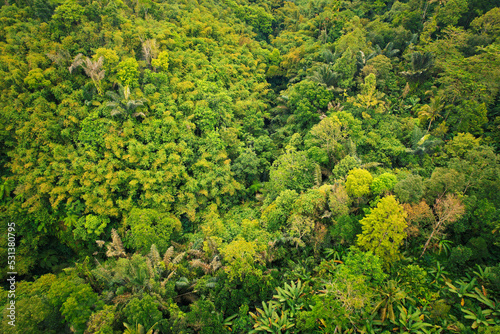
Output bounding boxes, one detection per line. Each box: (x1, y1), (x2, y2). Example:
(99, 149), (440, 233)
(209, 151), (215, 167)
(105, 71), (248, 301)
(0, 0), (499, 333)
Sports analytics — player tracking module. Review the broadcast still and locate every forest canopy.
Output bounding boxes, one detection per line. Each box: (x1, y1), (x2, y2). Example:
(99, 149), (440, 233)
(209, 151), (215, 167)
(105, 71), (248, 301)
(0, 0), (499, 333)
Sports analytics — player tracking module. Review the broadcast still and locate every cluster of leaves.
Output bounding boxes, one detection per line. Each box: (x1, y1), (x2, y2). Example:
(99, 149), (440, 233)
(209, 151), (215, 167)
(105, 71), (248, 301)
(0, 0), (499, 333)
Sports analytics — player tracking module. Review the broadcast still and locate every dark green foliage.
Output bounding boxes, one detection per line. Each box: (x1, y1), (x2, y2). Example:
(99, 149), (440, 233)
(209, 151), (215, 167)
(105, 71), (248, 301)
(284, 80), (334, 132)
(394, 174), (425, 204)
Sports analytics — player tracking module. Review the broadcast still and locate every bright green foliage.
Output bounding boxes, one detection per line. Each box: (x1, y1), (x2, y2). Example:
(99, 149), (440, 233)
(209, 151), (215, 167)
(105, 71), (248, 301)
(117, 58), (139, 87)
(371, 172), (398, 195)
(317, 266), (374, 330)
(86, 305), (117, 334)
(220, 237), (262, 282)
(343, 248), (387, 284)
(73, 214), (110, 241)
(435, 0), (469, 27)
(24, 68), (51, 89)
(305, 115), (352, 168)
(398, 264), (429, 299)
(285, 80), (334, 132)
(124, 208), (181, 254)
(0, 274), (64, 334)
(262, 190), (299, 231)
(0, 0), (499, 332)
(123, 294), (163, 333)
(345, 168), (373, 198)
(357, 195), (408, 265)
(249, 280), (307, 333)
(348, 73), (387, 114)
(51, 1), (85, 32)
(332, 48), (357, 89)
(332, 155), (361, 180)
(151, 50), (169, 71)
(46, 274), (103, 334)
(269, 150), (317, 196)
(363, 54), (393, 88)
(234, 4), (274, 40)
(334, 18), (369, 54)
(249, 300), (294, 333)
(60, 284), (102, 334)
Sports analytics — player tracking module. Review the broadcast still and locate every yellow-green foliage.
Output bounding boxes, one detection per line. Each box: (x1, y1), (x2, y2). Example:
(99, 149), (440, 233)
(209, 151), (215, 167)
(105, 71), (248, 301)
(347, 73), (387, 114)
(116, 58), (139, 87)
(345, 168), (373, 198)
(151, 51), (169, 71)
(220, 237), (262, 281)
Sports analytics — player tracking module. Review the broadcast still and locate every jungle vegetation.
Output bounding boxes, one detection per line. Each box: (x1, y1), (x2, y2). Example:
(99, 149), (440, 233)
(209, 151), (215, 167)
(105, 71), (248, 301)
(0, 0), (499, 333)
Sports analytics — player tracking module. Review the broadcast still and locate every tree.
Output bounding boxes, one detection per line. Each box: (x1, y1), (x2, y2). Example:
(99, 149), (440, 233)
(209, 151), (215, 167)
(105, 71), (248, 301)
(445, 133), (481, 158)
(284, 80), (334, 132)
(332, 155), (360, 180)
(308, 64), (340, 90)
(357, 195), (408, 265)
(123, 294), (162, 333)
(220, 237), (262, 282)
(371, 173), (398, 196)
(400, 52), (434, 81)
(418, 90), (445, 133)
(362, 54), (393, 88)
(345, 168), (373, 198)
(306, 115), (348, 167)
(124, 208), (182, 254)
(332, 48), (357, 89)
(69, 53), (105, 95)
(151, 51), (169, 72)
(117, 58), (140, 88)
(435, 0), (468, 27)
(368, 42), (400, 59)
(420, 194), (465, 258)
(347, 73), (387, 114)
(328, 183), (352, 218)
(424, 168), (465, 202)
(105, 85), (146, 118)
(141, 39), (158, 68)
(268, 149), (318, 197)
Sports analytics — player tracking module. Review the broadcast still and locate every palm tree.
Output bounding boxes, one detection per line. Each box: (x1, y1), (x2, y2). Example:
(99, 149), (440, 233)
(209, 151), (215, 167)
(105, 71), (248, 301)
(368, 42), (400, 60)
(105, 85), (146, 119)
(308, 64), (340, 90)
(400, 51), (434, 81)
(417, 89), (444, 132)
